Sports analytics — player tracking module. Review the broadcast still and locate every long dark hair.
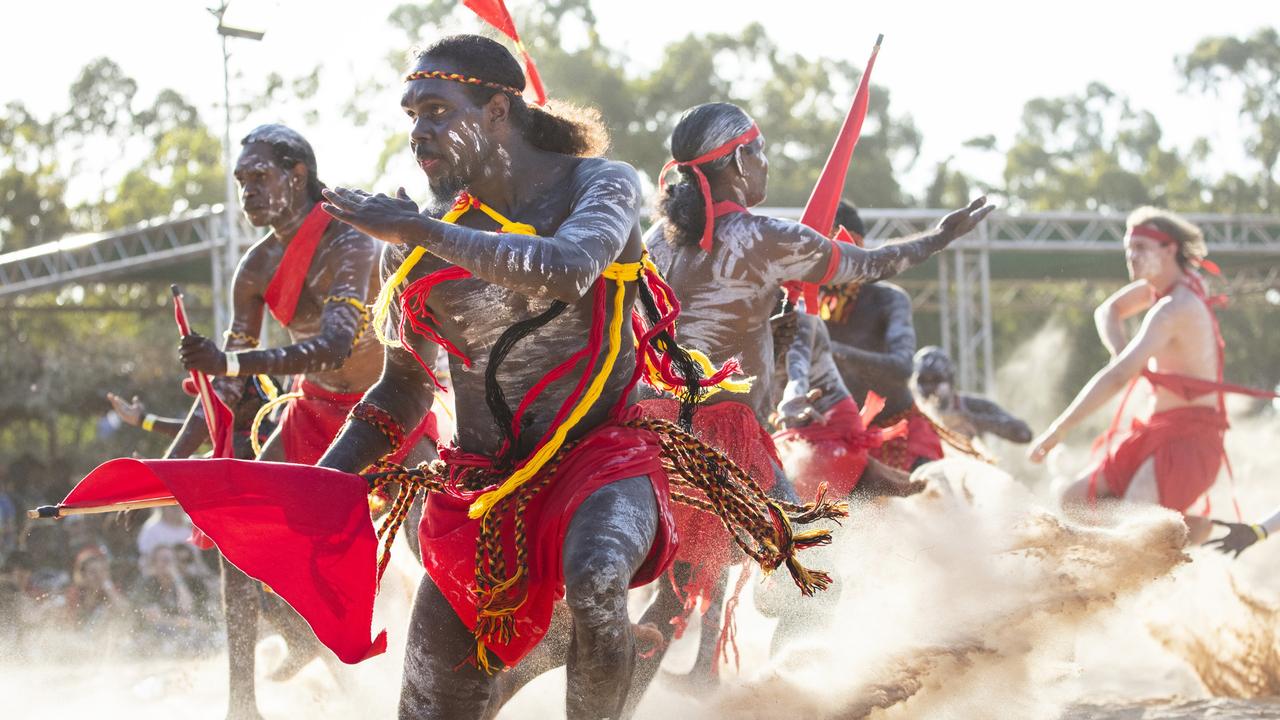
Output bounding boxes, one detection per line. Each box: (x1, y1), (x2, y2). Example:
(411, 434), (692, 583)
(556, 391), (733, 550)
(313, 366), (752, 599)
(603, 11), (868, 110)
(240, 124), (325, 202)
(414, 35), (609, 158)
(658, 102), (756, 246)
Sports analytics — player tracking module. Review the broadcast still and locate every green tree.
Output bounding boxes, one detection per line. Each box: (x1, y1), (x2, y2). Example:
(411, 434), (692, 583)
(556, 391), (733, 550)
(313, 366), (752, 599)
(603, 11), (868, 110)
(1003, 82), (1207, 212)
(1181, 27), (1280, 212)
(0, 102), (73, 252)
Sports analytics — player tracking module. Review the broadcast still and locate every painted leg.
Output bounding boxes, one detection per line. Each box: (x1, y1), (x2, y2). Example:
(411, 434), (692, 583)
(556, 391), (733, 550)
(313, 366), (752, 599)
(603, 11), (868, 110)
(399, 575), (497, 720)
(222, 557), (264, 720)
(624, 562), (690, 717)
(685, 569), (726, 680)
(562, 476), (658, 720)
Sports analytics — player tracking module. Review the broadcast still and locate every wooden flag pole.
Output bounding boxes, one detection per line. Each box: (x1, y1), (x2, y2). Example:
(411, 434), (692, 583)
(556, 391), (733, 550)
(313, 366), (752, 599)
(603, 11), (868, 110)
(28, 496), (178, 520)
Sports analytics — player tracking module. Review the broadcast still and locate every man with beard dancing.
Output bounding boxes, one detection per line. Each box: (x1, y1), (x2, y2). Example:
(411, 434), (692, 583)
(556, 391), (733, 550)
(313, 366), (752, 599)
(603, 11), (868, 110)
(165, 125), (434, 719)
(316, 36), (831, 720)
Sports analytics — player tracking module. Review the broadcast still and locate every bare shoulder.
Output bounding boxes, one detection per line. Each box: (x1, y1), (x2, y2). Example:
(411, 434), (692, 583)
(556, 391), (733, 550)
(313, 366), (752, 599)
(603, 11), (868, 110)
(325, 221), (381, 256)
(570, 157), (642, 204)
(1160, 284), (1211, 325)
(867, 282), (912, 309)
(235, 235), (278, 284)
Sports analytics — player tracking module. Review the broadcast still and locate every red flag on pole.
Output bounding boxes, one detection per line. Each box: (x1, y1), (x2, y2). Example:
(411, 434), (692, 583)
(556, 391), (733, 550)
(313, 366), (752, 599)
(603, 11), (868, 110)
(172, 285), (236, 458)
(57, 458), (388, 663)
(172, 284), (235, 549)
(786, 35), (883, 314)
(463, 0), (548, 105)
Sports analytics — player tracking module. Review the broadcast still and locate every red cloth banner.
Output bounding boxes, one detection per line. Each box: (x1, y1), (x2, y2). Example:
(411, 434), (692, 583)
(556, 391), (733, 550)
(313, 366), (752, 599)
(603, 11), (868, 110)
(61, 458), (387, 664)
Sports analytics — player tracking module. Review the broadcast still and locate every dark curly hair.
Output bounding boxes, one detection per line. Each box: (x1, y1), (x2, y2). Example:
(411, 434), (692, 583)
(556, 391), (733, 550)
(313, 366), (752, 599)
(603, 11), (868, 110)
(657, 102), (757, 247)
(240, 124), (324, 202)
(413, 35), (609, 158)
(835, 200), (866, 237)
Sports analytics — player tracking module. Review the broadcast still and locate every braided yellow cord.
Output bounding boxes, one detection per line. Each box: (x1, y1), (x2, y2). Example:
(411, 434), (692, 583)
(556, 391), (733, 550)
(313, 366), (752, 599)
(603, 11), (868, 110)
(255, 374), (280, 401)
(250, 391), (303, 457)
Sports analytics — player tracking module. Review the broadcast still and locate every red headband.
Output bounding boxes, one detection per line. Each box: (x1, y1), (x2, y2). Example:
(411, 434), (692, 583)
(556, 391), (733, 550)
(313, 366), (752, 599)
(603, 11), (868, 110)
(1128, 223), (1174, 245)
(1128, 223), (1222, 276)
(659, 124), (761, 252)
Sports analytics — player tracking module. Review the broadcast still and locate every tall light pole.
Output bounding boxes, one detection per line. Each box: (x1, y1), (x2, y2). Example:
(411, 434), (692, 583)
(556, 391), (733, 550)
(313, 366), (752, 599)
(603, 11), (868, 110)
(209, 2), (263, 334)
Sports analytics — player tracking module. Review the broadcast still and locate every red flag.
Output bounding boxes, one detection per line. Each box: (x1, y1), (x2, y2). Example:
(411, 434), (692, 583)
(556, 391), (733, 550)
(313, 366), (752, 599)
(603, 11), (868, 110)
(173, 285), (236, 549)
(173, 285), (236, 458)
(463, 0), (548, 105)
(59, 458), (387, 663)
(786, 35), (883, 314)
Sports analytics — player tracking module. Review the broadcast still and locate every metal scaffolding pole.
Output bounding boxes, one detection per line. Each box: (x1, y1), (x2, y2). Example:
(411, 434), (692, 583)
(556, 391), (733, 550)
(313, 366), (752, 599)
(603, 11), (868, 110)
(937, 249), (951, 361)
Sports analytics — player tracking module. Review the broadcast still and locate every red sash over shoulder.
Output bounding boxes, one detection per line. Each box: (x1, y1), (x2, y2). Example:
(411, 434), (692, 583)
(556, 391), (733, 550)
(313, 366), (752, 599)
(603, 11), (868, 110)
(263, 203), (333, 327)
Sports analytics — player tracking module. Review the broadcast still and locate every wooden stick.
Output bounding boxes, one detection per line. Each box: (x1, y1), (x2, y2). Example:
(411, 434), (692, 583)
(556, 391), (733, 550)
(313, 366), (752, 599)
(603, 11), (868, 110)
(27, 497), (178, 520)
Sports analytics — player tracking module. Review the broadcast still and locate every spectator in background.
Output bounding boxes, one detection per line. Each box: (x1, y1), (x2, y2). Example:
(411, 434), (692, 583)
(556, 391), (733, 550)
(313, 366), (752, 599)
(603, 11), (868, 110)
(134, 544), (215, 654)
(0, 469), (18, 564)
(136, 506), (192, 564)
(63, 548), (129, 629)
(173, 542), (219, 612)
(0, 550), (37, 657)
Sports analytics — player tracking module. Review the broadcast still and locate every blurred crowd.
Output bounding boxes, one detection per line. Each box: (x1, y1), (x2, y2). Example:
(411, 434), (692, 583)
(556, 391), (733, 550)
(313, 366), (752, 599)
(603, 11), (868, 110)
(0, 462), (221, 660)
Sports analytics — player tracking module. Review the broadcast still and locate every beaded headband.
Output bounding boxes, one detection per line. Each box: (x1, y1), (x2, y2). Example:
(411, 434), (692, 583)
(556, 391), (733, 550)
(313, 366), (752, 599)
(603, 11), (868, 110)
(403, 70), (523, 97)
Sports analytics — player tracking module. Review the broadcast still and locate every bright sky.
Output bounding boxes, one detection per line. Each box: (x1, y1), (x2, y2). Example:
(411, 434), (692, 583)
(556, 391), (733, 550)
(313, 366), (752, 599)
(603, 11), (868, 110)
(4, 0), (1273, 205)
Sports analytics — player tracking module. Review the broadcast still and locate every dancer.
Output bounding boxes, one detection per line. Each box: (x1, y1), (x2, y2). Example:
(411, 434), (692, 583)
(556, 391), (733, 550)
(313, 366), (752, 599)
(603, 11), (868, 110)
(164, 124), (417, 720)
(774, 311), (923, 500)
(820, 201), (944, 471)
(635, 102), (992, 695)
(1029, 207), (1249, 543)
(316, 36), (823, 720)
(911, 345), (1033, 444)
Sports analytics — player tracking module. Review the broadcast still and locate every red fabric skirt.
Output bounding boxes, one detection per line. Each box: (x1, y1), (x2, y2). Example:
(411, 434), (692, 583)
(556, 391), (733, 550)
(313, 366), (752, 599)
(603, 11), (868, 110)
(279, 379), (441, 465)
(868, 404), (943, 471)
(637, 399), (779, 616)
(773, 396), (884, 498)
(1093, 405), (1227, 513)
(418, 407), (677, 667)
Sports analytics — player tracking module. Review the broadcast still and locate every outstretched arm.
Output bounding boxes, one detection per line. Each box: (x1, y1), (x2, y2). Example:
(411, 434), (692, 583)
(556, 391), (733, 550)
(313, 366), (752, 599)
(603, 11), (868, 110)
(1205, 508), (1280, 558)
(320, 161), (642, 303)
(318, 247), (438, 473)
(179, 230), (377, 378)
(767, 197), (994, 288)
(107, 393), (183, 437)
(957, 394), (1033, 443)
(1028, 298), (1178, 462)
(1094, 280), (1155, 357)
(162, 399), (209, 459)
